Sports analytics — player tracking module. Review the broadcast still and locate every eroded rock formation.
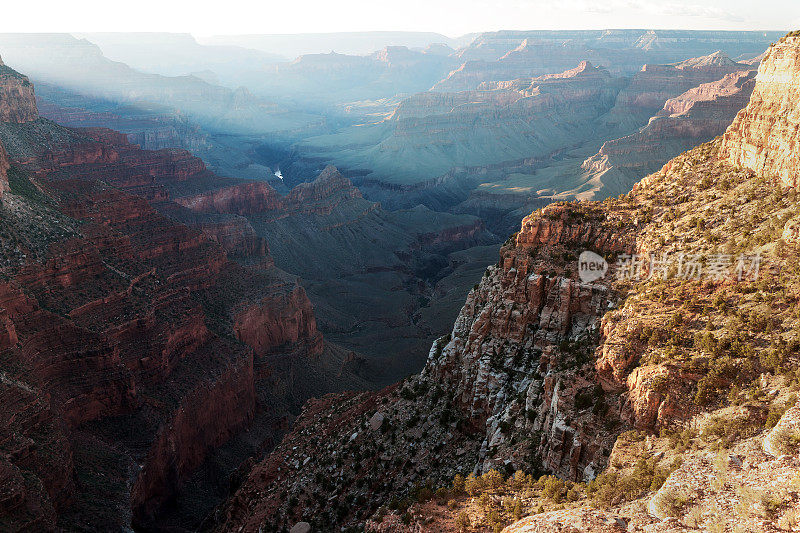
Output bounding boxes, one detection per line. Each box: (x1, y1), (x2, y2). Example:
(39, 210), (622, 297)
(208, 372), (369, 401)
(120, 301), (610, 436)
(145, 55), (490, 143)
(0, 140), (9, 197)
(0, 62), (364, 530)
(0, 55), (38, 123)
(721, 35), (800, 187)
(211, 34), (800, 533)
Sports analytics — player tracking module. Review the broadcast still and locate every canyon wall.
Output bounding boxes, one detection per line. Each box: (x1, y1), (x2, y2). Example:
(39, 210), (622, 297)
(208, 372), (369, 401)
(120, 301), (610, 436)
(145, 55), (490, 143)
(721, 35), (800, 187)
(436, 31), (777, 91)
(298, 61), (627, 188)
(212, 34), (800, 533)
(0, 55), (38, 123)
(174, 181), (283, 215)
(0, 53), (39, 197)
(0, 59), (356, 530)
(234, 284), (323, 360)
(602, 51), (752, 133)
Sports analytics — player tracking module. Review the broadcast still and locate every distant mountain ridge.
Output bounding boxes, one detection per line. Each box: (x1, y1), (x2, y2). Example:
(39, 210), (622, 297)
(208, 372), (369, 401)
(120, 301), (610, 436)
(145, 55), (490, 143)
(200, 31), (471, 59)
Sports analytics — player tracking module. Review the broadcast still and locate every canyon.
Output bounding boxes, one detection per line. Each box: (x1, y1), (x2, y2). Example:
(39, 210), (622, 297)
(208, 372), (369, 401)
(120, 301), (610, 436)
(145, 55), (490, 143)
(0, 63), (369, 531)
(1, 27), (799, 533)
(210, 33), (800, 532)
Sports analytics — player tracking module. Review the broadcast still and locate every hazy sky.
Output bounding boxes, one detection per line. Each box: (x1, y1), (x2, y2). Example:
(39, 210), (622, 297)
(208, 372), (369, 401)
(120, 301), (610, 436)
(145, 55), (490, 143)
(2, 0), (797, 37)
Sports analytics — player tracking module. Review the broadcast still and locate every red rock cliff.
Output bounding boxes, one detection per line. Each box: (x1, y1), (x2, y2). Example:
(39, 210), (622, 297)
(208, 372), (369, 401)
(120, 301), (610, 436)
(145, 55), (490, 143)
(0, 56), (38, 123)
(131, 354), (256, 525)
(234, 284), (323, 361)
(175, 181), (283, 215)
(721, 35), (800, 187)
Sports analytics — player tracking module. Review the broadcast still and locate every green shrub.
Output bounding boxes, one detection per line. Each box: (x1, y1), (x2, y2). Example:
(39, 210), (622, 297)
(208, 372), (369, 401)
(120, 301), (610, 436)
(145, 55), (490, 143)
(771, 426), (800, 455)
(651, 485), (694, 517)
(540, 475), (567, 503)
(452, 474), (465, 494)
(455, 511), (471, 532)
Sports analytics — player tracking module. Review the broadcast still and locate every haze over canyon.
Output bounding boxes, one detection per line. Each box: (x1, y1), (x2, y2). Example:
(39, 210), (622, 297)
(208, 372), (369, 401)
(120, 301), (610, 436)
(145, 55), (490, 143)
(0, 23), (799, 533)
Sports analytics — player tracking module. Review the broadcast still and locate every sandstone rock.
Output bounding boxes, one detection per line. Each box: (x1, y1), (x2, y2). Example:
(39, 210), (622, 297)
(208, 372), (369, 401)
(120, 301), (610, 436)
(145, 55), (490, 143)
(764, 403), (800, 457)
(131, 354), (256, 524)
(603, 51), (753, 133)
(0, 56), (38, 123)
(783, 217), (800, 244)
(721, 35), (800, 187)
(174, 165), (361, 219)
(369, 412), (385, 431)
(290, 522), (311, 533)
(175, 181), (282, 215)
(233, 284), (323, 360)
(582, 69), (756, 196)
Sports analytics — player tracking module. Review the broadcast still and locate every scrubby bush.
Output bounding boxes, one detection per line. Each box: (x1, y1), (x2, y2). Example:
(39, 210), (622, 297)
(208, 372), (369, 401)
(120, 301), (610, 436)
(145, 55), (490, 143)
(452, 474), (465, 494)
(587, 457), (672, 508)
(651, 485), (694, 517)
(540, 475), (567, 503)
(455, 511), (471, 532)
(772, 426), (800, 456)
(464, 472), (480, 496)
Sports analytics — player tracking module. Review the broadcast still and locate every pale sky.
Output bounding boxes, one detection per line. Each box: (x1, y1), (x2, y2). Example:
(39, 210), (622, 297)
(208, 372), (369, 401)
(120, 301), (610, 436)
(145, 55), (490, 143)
(1, 0), (797, 37)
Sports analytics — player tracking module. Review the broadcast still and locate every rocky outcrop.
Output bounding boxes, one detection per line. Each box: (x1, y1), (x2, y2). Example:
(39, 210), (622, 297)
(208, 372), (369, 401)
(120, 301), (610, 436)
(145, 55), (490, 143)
(477, 60), (612, 93)
(658, 70), (756, 119)
(783, 216), (800, 244)
(234, 284), (323, 361)
(175, 181), (282, 215)
(420, 204), (634, 482)
(0, 56), (38, 197)
(417, 219), (485, 247)
(131, 353), (256, 526)
(0, 56), (38, 123)
(720, 35), (800, 187)
(175, 165), (363, 219)
(173, 166), (363, 221)
(282, 165), (362, 214)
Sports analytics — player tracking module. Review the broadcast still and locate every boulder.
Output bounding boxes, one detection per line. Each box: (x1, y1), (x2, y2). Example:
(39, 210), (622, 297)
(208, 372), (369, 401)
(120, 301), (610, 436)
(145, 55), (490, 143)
(369, 412), (385, 431)
(290, 522), (311, 533)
